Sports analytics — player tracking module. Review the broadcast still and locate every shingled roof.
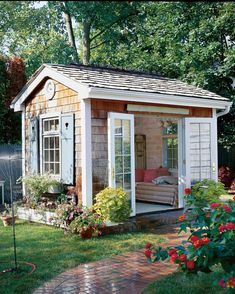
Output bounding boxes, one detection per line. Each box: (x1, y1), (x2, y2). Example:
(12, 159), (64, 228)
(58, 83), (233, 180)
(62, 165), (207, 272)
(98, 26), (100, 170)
(45, 64), (228, 101)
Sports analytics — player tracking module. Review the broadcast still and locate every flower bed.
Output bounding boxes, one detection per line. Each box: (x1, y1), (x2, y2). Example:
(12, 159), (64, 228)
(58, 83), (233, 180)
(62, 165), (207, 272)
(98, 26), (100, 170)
(17, 207), (56, 226)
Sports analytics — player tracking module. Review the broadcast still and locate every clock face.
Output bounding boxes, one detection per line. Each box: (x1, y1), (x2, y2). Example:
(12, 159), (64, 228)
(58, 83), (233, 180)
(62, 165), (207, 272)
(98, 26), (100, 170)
(44, 79), (55, 100)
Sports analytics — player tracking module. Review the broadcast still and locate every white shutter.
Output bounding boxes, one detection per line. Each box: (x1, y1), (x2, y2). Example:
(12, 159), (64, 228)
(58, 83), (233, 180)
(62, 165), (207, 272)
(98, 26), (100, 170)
(60, 114), (74, 184)
(29, 117), (39, 174)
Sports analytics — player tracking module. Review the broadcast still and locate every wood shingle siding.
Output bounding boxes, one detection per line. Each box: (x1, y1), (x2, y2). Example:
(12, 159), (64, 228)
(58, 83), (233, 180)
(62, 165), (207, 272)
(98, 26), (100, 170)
(25, 79), (82, 200)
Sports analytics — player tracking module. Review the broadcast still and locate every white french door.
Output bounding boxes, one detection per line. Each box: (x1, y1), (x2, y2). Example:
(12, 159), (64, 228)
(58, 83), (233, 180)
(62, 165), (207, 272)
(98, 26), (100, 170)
(185, 118), (217, 188)
(108, 112), (136, 216)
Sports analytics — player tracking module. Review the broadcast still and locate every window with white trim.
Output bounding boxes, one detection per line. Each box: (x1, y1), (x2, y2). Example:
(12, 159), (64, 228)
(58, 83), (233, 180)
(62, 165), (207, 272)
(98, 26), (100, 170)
(42, 117), (60, 175)
(162, 123), (178, 169)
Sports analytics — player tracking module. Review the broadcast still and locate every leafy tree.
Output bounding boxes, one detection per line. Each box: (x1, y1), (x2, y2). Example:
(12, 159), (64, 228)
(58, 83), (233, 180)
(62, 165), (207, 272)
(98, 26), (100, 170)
(0, 56), (25, 143)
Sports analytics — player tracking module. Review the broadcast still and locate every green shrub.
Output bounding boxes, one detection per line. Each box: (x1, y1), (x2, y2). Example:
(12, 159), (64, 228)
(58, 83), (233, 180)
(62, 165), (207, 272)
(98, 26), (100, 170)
(22, 173), (61, 203)
(93, 187), (131, 223)
(192, 179), (225, 205)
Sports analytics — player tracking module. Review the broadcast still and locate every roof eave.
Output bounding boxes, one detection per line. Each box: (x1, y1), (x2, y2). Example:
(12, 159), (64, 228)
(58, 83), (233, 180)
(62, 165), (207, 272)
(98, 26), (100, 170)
(87, 87), (232, 110)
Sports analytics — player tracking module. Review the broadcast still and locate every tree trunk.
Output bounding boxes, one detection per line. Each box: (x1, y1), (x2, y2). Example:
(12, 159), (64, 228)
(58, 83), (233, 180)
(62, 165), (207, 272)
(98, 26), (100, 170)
(82, 21), (91, 65)
(63, 5), (79, 63)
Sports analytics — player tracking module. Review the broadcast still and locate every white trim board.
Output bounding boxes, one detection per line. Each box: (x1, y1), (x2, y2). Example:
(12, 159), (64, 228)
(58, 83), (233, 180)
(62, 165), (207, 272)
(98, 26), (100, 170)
(127, 104), (189, 115)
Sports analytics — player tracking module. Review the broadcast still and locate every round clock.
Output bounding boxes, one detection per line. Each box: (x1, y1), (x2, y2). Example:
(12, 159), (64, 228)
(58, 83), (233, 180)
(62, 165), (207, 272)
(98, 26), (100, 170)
(44, 79), (55, 100)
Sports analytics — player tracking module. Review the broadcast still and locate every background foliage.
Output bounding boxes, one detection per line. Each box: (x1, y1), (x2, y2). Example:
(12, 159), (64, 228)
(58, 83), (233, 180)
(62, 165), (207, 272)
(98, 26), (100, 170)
(0, 1), (234, 146)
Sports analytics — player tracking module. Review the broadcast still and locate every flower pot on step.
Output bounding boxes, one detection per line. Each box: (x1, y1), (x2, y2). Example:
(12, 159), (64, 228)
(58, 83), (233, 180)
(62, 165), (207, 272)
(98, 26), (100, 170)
(80, 227), (94, 239)
(1, 216), (13, 226)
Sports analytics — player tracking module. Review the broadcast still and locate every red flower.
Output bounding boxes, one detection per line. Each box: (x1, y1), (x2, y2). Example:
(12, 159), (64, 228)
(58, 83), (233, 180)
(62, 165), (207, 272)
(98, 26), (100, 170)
(233, 196), (235, 201)
(186, 260), (195, 270)
(170, 253), (179, 263)
(193, 239), (203, 248)
(219, 223), (235, 233)
(227, 277), (235, 288)
(179, 254), (187, 262)
(190, 235), (200, 243)
(223, 205), (231, 213)
(168, 249), (177, 256)
(201, 237), (210, 245)
(218, 279), (226, 288)
(184, 188), (192, 195)
(144, 249), (152, 258)
(210, 203), (221, 209)
(178, 214), (186, 222)
(145, 243), (153, 249)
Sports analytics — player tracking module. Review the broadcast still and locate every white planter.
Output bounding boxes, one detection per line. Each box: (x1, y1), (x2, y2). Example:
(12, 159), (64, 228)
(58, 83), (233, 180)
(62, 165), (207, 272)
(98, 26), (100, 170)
(17, 207), (56, 226)
(47, 185), (62, 194)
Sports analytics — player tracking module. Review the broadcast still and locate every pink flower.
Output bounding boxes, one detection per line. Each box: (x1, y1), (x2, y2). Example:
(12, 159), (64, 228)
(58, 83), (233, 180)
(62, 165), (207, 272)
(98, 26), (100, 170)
(218, 278), (226, 288)
(210, 203), (221, 209)
(145, 243), (153, 249)
(223, 205), (231, 213)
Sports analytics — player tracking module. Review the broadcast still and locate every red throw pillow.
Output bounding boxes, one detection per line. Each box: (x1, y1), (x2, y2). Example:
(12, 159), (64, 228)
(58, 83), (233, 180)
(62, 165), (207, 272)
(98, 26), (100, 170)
(143, 169), (157, 182)
(135, 169), (145, 182)
(157, 167), (169, 177)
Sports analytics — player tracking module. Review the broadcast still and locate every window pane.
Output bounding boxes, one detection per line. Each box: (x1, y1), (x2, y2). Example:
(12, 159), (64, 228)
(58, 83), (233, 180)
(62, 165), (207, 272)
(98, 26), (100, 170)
(122, 120), (130, 137)
(44, 163), (49, 172)
(163, 123), (177, 135)
(44, 137), (49, 149)
(44, 120), (49, 132)
(55, 163), (60, 174)
(124, 174), (131, 190)
(55, 150), (59, 162)
(115, 137), (122, 154)
(44, 150), (49, 162)
(115, 156), (123, 174)
(123, 137), (130, 154)
(55, 119), (59, 131)
(50, 150), (54, 162)
(50, 163), (54, 172)
(115, 174), (123, 188)
(55, 137), (59, 148)
(50, 137), (54, 148)
(124, 156), (131, 173)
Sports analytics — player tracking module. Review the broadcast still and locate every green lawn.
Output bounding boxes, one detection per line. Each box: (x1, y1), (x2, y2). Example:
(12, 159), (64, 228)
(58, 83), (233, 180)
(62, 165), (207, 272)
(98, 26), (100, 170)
(0, 220), (165, 294)
(142, 266), (225, 294)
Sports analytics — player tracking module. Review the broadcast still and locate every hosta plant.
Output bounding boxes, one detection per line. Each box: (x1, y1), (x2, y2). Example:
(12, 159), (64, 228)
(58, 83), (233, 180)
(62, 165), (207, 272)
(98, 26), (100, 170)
(145, 188), (235, 292)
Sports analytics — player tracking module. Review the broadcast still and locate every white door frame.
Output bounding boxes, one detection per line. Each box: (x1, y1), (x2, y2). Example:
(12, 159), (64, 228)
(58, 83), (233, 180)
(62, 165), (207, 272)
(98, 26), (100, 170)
(178, 118), (185, 208)
(184, 117), (217, 189)
(108, 112), (136, 216)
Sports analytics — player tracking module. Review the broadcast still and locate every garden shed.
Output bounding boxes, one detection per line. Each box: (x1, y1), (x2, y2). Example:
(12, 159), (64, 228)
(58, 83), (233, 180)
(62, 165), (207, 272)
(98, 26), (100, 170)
(11, 64), (232, 216)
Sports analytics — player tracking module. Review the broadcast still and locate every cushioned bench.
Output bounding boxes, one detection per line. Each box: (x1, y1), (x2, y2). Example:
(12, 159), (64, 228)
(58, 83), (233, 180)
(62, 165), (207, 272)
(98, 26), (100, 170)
(136, 182), (178, 206)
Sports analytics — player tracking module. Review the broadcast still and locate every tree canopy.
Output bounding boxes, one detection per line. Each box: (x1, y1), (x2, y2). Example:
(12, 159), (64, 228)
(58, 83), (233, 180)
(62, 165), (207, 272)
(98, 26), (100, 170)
(0, 1), (234, 146)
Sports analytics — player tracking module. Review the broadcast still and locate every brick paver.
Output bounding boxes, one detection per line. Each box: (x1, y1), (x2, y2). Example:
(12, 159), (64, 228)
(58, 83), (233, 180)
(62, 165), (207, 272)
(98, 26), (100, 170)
(33, 225), (188, 294)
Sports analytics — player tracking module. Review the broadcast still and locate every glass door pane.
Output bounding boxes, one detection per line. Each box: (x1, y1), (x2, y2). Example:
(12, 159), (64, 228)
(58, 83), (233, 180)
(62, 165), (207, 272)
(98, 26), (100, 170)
(108, 113), (135, 215)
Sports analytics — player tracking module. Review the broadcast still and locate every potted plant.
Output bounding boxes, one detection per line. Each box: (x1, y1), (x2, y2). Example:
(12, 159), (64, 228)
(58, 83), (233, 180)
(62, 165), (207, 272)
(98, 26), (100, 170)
(0, 204), (16, 227)
(69, 208), (105, 238)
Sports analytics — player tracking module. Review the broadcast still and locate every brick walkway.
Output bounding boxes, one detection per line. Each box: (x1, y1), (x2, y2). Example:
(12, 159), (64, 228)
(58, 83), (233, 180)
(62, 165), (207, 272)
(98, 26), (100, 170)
(33, 225), (188, 294)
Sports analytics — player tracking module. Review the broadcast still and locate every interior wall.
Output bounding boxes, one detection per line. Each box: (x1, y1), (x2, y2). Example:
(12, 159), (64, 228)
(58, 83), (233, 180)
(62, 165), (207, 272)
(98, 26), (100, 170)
(135, 116), (163, 169)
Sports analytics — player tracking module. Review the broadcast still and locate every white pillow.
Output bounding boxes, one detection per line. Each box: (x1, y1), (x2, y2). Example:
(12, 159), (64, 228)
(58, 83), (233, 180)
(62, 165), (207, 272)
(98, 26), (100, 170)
(152, 176), (178, 185)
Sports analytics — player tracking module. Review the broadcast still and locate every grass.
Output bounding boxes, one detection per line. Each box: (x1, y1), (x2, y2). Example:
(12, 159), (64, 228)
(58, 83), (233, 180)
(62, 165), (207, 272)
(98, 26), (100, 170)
(142, 266), (225, 294)
(0, 220), (165, 294)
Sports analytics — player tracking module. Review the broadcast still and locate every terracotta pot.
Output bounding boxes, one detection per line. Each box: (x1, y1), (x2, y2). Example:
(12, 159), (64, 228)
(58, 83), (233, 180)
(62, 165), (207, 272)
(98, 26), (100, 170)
(1, 216), (13, 227)
(80, 227), (93, 239)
